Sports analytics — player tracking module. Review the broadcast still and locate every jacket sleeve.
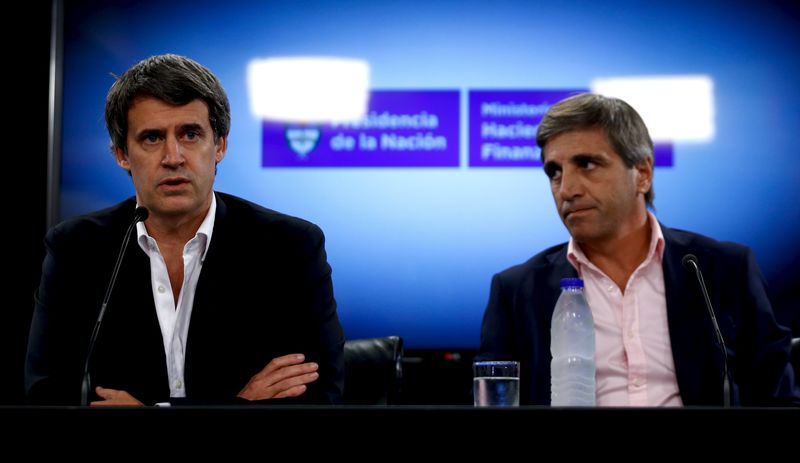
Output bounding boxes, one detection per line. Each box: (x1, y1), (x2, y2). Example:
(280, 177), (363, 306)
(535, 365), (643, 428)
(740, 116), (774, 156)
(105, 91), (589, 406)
(736, 247), (799, 406)
(477, 273), (516, 362)
(26, 227), (90, 404)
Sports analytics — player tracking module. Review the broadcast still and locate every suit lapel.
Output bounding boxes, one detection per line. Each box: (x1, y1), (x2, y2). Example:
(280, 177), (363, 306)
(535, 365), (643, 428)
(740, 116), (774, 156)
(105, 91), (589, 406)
(183, 193), (229, 389)
(661, 225), (710, 405)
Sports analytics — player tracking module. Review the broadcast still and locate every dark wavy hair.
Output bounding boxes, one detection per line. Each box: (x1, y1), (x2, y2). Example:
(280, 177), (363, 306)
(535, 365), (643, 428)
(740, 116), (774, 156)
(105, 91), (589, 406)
(104, 54), (231, 154)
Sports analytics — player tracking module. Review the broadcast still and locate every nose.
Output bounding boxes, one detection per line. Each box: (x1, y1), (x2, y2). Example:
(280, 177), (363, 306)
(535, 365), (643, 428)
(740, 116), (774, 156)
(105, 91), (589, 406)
(557, 167), (583, 201)
(161, 135), (184, 167)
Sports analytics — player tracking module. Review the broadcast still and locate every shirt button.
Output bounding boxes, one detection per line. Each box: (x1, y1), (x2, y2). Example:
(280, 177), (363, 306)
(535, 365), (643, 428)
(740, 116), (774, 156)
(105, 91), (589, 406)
(632, 378), (643, 387)
(175, 380), (182, 389)
(607, 285), (614, 292)
(157, 285), (166, 294)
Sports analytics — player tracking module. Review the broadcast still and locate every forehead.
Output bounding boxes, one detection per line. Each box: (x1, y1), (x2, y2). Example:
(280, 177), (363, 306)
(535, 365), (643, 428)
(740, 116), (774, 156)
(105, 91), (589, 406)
(542, 127), (616, 163)
(127, 97), (210, 130)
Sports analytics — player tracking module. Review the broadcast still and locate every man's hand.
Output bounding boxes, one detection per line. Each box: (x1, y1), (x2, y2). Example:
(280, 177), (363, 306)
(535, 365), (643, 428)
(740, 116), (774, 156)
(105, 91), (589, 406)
(90, 387), (144, 406)
(238, 353), (319, 401)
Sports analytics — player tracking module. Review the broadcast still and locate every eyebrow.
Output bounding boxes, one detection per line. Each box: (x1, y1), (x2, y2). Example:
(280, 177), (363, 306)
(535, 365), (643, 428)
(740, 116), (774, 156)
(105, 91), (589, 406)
(543, 152), (608, 176)
(134, 128), (164, 140)
(543, 159), (559, 170)
(133, 122), (207, 139)
(177, 122), (205, 133)
(570, 153), (606, 165)
(544, 152), (602, 167)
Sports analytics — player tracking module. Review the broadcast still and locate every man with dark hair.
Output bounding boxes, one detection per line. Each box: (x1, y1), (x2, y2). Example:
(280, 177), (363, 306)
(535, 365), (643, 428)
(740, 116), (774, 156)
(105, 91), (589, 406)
(27, 54), (345, 406)
(478, 92), (797, 406)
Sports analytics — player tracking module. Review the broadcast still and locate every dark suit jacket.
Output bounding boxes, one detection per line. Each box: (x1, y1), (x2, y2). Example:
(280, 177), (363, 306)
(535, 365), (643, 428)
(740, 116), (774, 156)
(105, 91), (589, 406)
(478, 225), (798, 406)
(26, 192), (345, 405)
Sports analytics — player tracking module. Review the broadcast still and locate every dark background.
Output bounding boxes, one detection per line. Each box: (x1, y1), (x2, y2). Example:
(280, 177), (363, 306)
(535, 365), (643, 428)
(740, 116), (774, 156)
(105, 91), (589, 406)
(5, 1), (50, 404)
(6, 1), (797, 407)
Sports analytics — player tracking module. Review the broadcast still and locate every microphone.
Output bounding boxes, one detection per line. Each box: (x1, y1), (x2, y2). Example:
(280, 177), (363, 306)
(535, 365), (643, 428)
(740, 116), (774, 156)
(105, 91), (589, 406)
(80, 206), (149, 406)
(682, 254), (731, 407)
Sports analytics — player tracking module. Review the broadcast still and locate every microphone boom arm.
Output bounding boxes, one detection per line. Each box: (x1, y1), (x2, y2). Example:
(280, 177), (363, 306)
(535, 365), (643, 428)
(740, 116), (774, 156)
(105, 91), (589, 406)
(682, 254), (732, 407)
(80, 207), (148, 406)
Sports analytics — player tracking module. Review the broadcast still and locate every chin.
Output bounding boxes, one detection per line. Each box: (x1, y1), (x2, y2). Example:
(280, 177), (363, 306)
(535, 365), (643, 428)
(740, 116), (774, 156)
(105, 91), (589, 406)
(156, 201), (194, 216)
(565, 225), (595, 243)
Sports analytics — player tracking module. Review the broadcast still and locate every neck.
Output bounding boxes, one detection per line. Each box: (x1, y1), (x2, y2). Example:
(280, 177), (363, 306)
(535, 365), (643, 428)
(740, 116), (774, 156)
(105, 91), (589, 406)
(139, 192), (213, 246)
(579, 209), (652, 291)
(145, 209), (208, 247)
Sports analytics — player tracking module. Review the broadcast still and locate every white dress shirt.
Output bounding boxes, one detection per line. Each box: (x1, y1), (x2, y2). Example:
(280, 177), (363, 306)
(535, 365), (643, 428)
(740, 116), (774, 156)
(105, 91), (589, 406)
(136, 196), (216, 398)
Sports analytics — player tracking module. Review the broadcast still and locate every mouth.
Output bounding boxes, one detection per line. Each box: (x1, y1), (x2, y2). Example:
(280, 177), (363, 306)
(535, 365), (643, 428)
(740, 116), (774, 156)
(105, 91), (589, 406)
(563, 207), (593, 220)
(158, 177), (190, 190)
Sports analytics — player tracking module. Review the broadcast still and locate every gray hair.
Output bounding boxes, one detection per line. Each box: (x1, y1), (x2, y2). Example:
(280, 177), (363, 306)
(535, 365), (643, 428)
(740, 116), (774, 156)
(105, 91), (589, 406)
(536, 93), (655, 208)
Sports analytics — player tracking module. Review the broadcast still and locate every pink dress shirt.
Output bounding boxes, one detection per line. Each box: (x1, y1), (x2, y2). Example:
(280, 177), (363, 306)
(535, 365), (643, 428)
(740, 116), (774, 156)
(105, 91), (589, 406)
(566, 213), (683, 407)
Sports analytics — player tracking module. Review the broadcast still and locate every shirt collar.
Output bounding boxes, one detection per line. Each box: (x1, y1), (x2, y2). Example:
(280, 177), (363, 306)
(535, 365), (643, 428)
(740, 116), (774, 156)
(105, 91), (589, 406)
(135, 193), (217, 261)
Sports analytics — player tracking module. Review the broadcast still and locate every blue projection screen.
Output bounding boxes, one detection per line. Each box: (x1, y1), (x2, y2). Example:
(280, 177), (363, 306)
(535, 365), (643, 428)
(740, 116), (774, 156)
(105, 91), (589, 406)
(58, 0), (800, 348)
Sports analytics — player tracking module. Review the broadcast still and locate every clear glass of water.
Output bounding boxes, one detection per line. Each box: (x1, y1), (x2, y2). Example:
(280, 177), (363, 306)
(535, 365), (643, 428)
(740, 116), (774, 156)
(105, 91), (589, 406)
(473, 360), (520, 407)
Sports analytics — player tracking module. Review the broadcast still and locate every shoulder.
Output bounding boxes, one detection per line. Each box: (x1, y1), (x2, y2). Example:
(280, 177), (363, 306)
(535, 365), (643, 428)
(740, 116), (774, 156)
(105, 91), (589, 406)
(495, 242), (568, 283)
(46, 198), (136, 246)
(662, 224), (752, 261)
(214, 192), (324, 242)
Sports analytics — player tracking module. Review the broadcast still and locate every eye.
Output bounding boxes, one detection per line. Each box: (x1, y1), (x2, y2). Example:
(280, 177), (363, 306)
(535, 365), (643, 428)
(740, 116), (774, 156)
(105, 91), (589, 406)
(543, 163), (561, 180)
(143, 133), (160, 144)
(185, 130), (198, 140)
(578, 159), (596, 170)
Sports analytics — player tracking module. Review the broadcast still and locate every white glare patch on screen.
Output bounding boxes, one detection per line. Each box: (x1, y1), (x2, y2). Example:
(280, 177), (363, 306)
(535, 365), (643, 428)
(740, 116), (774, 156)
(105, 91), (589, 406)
(591, 75), (715, 143)
(247, 57), (370, 123)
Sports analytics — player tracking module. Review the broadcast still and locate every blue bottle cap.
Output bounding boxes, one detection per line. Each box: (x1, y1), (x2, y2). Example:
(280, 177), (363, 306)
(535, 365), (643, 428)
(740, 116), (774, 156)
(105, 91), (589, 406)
(560, 277), (584, 288)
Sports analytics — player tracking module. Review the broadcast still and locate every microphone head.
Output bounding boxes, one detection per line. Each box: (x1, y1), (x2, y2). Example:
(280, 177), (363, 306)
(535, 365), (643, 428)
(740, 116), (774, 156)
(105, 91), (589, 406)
(134, 206), (150, 222)
(682, 254), (698, 270)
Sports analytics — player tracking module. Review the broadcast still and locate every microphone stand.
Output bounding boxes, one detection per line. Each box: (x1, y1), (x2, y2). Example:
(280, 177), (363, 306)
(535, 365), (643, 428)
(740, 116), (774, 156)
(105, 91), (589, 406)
(80, 207), (149, 406)
(683, 254), (731, 407)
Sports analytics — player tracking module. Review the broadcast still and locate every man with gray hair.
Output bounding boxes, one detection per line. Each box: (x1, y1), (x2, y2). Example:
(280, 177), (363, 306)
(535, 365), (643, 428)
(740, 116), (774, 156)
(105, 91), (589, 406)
(478, 93), (797, 406)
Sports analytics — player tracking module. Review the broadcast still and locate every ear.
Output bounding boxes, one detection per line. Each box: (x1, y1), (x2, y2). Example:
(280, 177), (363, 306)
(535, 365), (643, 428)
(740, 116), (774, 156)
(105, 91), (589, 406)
(634, 156), (653, 195)
(114, 146), (131, 172)
(215, 136), (227, 163)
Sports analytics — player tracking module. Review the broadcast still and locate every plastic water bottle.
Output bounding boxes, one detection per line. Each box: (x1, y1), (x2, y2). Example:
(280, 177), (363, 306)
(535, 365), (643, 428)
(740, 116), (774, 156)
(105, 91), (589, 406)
(550, 277), (596, 406)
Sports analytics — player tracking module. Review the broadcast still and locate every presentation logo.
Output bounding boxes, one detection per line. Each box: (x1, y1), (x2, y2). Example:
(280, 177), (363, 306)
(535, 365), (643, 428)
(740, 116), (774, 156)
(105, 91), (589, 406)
(285, 125), (321, 158)
(262, 90), (460, 167)
(262, 89), (673, 168)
